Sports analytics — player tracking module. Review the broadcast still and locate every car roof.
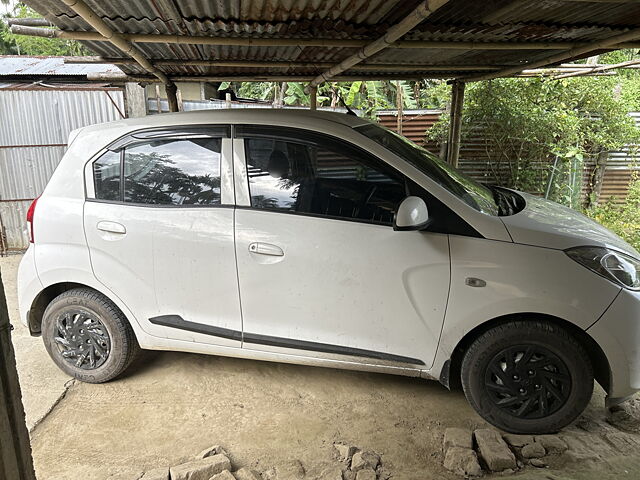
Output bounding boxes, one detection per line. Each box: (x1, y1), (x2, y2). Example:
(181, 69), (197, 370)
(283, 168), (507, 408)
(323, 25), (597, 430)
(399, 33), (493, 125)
(79, 108), (372, 136)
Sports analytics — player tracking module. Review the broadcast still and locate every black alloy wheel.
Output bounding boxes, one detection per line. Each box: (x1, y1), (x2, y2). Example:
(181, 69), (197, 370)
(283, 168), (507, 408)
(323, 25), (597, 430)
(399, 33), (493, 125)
(461, 320), (593, 434)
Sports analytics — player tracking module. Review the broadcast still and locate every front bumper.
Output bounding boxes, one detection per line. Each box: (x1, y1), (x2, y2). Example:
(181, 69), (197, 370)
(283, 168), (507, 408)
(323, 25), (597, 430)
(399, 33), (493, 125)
(587, 288), (640, 400)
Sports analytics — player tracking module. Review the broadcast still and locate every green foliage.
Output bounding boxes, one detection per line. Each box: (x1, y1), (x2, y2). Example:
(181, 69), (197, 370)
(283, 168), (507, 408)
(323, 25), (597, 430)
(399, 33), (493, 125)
(0, 3), (89, 55)
(237, 79), (443, 116)
(587, 175), (640, 251)
(428, 75), (640, 206)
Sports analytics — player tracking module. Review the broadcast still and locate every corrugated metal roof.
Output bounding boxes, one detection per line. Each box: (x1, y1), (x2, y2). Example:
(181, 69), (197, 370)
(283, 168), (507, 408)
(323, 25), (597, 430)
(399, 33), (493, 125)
(0, 56), (121, 76)
(19, 0), (640, 80)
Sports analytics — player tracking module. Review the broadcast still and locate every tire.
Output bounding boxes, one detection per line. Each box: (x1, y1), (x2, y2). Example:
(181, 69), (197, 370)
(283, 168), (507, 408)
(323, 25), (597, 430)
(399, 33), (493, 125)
(42, 288), (139, 383)
(461, 320), (593, 434)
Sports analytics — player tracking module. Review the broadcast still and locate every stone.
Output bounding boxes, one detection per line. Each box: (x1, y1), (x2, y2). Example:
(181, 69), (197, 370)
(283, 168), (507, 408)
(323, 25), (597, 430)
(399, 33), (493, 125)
(170, 455), (232, 480)
(140, 467), (170, 480)
(443, 428), (473, 451)
(210, 471), (235, 480)
(334, 443), (358, 462)
(474, 429), (517, 472)
(521, 443), (545, 459)
(234, 468), (261, 480)
(318, 466), (344, 480)
(355, 468), (376, 480)
(443, 447), (482, 477)
(350, 452), (380, 472)
(502, 434), (534, 448)
(276, 460), (305, 479)
(534, 435), (568, 454)
(197, 445), (227, 459)
(529, 459), (546, 468)
(343, 470), (356, 480)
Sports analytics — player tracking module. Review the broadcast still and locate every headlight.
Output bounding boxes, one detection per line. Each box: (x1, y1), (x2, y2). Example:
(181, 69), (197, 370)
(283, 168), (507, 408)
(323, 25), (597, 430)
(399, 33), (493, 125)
(565, 246), (640, 290)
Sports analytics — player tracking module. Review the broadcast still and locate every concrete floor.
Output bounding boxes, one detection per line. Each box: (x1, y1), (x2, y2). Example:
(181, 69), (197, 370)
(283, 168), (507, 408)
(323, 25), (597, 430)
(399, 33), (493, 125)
(2, 253), (640, 480)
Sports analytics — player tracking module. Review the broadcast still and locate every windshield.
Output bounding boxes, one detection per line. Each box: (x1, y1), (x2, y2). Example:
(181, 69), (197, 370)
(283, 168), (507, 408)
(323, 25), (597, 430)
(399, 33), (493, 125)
(356, 123), (499, 215)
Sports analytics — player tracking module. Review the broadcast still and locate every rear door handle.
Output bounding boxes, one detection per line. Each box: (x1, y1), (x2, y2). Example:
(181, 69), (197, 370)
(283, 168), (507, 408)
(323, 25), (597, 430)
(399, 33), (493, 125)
(96, 221), (126, 234)
(248, 242), (284, 256)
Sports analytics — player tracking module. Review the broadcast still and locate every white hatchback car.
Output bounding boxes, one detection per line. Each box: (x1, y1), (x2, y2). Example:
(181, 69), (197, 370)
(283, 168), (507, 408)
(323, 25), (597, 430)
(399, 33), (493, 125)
(18, 109), (640, 434)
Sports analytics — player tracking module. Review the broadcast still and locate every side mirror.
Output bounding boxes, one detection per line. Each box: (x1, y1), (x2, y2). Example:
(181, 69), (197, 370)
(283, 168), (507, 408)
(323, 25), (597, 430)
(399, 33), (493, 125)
(393, 196), (431, 231)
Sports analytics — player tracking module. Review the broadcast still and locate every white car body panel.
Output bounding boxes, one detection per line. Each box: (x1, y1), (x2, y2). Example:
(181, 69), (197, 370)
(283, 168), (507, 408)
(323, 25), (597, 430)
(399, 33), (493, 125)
(235, 209), (450, 368)
(15, 109), (640, 408)
(428, 235), (622, 378)
(501, 192), (640, 257)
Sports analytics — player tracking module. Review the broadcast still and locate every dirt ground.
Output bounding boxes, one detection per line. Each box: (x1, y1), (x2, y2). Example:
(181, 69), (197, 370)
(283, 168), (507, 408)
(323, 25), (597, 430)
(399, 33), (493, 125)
(2, 253), (640, 480)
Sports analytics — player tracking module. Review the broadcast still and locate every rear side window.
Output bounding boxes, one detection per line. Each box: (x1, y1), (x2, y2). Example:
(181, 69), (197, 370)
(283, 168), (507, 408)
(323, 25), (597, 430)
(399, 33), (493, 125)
(92, 137), (222, 206)
(93, 150), (121, 201)
(124, 138), (221, 205)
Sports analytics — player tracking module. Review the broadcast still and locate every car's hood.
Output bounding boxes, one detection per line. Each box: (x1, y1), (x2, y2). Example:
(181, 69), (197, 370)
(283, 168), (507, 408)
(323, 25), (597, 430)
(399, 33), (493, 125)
(500, 191), (640, 258)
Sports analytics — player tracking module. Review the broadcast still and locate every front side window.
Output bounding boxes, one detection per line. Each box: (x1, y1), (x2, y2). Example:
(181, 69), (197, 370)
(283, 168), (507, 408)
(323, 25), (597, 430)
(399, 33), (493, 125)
(356, 123), (500, 215)
(242, 129), (406, 225)
(92, 136), (222, 206)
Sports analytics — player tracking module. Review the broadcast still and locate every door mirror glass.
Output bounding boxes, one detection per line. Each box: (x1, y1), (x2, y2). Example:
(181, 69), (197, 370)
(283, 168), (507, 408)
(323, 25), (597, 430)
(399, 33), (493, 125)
(394, 196), (431, 231)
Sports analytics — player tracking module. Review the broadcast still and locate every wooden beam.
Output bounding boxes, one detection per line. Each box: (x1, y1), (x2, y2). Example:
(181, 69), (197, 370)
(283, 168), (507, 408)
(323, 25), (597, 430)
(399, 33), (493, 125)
(5, 17), (50, 27)
(307, 0), (450, 89)
(461, 27), (640, 82)
(85, 73), (450, 83)
(555, 57), (640, 79)
(58, 0), (173, 88)
(63, 57), (504, 72)
(14, 25), (640, 51)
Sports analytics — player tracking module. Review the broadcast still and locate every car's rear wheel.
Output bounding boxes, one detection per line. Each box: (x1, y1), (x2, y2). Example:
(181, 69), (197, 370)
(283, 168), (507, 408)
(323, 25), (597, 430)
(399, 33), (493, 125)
(42, 288), (139, 383)
(461, 320), (593, 434)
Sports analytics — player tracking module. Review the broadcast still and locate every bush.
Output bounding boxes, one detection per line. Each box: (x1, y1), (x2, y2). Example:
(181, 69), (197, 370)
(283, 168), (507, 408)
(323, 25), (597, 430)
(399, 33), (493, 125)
(586, 176), (640, 251)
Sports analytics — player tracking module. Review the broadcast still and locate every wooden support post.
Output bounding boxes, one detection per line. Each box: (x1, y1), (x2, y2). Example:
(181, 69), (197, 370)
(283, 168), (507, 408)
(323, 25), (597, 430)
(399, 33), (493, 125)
(0, 270), (37, 480)
(124, 82), (147, 118)
(446, 80), (465, 168)
(586, 151), (609, 208)
(396, 81), (404, 135)
(309, 86), (317, 110)
(165, 83), (179, 112)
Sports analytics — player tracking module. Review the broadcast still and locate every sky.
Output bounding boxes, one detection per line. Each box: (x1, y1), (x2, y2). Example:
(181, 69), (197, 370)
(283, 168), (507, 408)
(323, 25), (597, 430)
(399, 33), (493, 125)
(1, 1), (18, 16)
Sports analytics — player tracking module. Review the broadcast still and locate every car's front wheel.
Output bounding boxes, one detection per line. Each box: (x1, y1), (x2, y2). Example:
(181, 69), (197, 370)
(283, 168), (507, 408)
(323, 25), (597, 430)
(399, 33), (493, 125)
(461, 320), (593, 434)
(42, 288), (139, 383)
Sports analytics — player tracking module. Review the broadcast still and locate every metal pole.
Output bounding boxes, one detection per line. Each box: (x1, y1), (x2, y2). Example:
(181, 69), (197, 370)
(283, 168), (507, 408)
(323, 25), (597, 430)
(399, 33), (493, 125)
(446, 80), (465, 168)
(0, 269), (37, 480)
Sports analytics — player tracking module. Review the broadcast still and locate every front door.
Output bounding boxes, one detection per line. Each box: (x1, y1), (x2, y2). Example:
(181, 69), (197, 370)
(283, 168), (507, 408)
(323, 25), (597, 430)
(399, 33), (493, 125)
(84, 127), (242, 346)
(233, 126), (450, 368)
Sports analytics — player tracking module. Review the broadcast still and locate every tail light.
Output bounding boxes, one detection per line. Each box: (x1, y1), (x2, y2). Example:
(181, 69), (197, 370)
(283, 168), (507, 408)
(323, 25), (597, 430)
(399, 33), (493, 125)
(26, 196), (39, 243)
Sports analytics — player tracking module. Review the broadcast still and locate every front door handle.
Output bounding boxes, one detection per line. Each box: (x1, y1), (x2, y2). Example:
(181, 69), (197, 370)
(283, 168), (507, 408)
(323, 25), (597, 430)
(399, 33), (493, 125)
(248, 242), (284, 257)
(97, 221), (126, 234)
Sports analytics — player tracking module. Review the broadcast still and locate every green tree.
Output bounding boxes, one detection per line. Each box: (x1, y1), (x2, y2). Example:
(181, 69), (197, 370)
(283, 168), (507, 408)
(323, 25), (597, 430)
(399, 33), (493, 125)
(0, 3), (89, 55)
(428, 74), (640, 207)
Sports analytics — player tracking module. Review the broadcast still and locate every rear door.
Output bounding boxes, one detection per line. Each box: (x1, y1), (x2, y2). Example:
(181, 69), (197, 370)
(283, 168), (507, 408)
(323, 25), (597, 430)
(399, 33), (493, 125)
(83, 126), (242, 346)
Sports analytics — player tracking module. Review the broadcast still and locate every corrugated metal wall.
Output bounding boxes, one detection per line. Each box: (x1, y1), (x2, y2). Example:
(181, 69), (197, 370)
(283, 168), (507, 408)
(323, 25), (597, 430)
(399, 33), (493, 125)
(377, 109), (640, 204)
(0, 87), (125, 252)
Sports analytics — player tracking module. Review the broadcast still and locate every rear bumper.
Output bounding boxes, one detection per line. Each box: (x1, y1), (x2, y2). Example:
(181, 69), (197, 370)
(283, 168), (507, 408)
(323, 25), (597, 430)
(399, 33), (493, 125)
(17, 246), (42, 329)
(587, 288), (640, 400)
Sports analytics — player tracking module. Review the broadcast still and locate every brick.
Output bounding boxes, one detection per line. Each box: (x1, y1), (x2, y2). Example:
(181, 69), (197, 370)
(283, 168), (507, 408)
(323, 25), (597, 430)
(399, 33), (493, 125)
(443, 447), (482, 477)
(170, 454), (232, 480)
(443, 428), (472, 452)
(474, 429), (516, 472)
